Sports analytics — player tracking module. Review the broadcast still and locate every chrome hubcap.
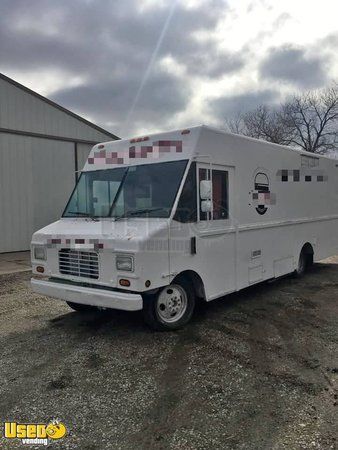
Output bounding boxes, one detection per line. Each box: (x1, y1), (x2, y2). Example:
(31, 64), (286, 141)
(156, 284), (188, 323)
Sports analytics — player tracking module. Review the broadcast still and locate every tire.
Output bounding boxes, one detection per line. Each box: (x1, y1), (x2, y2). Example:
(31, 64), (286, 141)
(143, 278), (195, 331)
(66, 301), (99, 312)
(294, 250), (307, 277)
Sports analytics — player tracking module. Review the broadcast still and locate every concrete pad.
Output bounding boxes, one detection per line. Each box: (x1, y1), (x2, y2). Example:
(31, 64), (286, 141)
(0, 251), (31, 275)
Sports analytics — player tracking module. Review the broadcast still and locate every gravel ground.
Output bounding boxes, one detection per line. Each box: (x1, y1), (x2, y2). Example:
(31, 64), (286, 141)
(0, 259), (337, 450)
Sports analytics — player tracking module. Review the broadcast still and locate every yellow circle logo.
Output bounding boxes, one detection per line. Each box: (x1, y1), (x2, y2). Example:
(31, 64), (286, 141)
(45, 422), (67, 440)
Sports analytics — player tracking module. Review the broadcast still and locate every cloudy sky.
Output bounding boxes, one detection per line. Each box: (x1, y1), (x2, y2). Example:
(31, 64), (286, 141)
(1, 0), (338, 138)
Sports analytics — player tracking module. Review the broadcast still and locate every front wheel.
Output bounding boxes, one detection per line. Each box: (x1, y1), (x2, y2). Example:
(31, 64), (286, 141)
(66, 301), (100, 312)
(294, 249), (312, 277)
(143, 279), (195, 331)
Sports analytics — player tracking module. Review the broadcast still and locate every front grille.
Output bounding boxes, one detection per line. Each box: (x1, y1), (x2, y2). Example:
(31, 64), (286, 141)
(58, 249), (99, 279)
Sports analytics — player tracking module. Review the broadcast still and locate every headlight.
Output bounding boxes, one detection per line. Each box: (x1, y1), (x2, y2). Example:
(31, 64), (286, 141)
(34, 246), (46, 261)
(116, 255), (134, 272)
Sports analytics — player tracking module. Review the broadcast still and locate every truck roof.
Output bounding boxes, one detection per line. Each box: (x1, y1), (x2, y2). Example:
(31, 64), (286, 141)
(82, 125), (336, 172)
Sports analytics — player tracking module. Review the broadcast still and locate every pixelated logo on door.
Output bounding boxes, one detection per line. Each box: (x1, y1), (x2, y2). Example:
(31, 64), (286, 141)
(252, 172), (276, 215)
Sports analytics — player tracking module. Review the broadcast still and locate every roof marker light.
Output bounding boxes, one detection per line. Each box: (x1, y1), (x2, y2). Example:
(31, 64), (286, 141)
(98, 144), (105, 149)
(130, 136), (149, 143)
(181, 129), (190, 135)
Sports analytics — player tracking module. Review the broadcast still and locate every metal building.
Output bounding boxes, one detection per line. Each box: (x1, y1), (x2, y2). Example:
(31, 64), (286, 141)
(0, 73), (118, 253)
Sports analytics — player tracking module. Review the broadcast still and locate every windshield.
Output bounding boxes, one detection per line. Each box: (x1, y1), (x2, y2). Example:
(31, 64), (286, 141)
(63, 160), (188, 219)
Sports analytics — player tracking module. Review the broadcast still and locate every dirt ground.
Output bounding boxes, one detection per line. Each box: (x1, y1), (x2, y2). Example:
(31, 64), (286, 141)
(0, 258), (337, 450)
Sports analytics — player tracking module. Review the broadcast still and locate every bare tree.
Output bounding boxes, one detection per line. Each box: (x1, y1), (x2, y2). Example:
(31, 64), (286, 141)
(283, 86), (338, 153)
(227, 105), (295, 145)
(226, 112), (245, 135)
(226, 85), (338, 154)
(245, 105), (295, 145)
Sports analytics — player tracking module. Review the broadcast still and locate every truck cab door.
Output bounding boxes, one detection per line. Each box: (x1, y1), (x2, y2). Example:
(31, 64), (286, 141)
(195, 163), (236, 299)
(169, 162), (237, 301)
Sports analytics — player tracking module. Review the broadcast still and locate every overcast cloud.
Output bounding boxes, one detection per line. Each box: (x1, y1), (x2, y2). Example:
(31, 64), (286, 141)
(260, 45), (329, 88)
(0, 0), (337, 137)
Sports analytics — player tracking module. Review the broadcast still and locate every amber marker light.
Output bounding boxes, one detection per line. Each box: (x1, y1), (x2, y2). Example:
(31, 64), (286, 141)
(36, 266), (45, 273)
(119, 279), (131, 287)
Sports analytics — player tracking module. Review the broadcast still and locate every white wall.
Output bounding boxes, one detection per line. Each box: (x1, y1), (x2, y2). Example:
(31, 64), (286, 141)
(0, 76), (114, 143)
(0, 133), (75, 252)
(77, 143), (94, 171)
(0, 76), (117, 252)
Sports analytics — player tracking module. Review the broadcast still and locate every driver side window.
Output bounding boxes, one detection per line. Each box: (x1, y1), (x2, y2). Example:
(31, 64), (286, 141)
(199, 168), (229, 221)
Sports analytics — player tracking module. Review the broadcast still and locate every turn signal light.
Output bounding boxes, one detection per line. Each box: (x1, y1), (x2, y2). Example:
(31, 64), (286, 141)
(36, 266), (45, 273)
(119, 279), (130, 287)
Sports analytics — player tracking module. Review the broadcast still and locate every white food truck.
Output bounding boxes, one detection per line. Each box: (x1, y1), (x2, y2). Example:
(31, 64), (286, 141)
(31, 125), (338, 330)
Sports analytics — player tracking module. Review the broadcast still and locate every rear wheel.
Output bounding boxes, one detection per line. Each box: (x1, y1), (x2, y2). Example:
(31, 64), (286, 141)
(66, 301), (99, 312)
(143, 279), (195, 331)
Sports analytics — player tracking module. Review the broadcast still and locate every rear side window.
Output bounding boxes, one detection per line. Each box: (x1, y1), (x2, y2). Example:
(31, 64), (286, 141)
(174, 163), (197, 222)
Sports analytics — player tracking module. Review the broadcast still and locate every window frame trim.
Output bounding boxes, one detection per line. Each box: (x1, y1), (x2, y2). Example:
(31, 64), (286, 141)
(172, 161), (198, 223)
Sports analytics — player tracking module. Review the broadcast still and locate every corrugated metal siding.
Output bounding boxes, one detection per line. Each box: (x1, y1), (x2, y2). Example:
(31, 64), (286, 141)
(77, 143), (94, 171)
(0, 134), (75, 252)
(0, 77), (113, 143)
(0, 75), (118, 252)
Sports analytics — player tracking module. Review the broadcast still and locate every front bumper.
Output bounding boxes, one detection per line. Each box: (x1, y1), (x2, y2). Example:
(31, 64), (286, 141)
(31, 278), (143, 311)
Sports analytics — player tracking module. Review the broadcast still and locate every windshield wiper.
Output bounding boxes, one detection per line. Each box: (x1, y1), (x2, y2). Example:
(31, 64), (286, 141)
(66, 211), (93, 217)
(114, 207), (166, 221)
(129, 207), (166, 216)
(65, 211), (99, 221)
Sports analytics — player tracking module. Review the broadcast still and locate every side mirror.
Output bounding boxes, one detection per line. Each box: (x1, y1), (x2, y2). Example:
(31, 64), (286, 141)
(200, 180), (212, 200)
(201, 200), (212, 213)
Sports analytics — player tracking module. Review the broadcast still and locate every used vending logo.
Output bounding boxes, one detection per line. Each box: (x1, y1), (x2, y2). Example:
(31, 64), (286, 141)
(3, 420), (66, 446)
